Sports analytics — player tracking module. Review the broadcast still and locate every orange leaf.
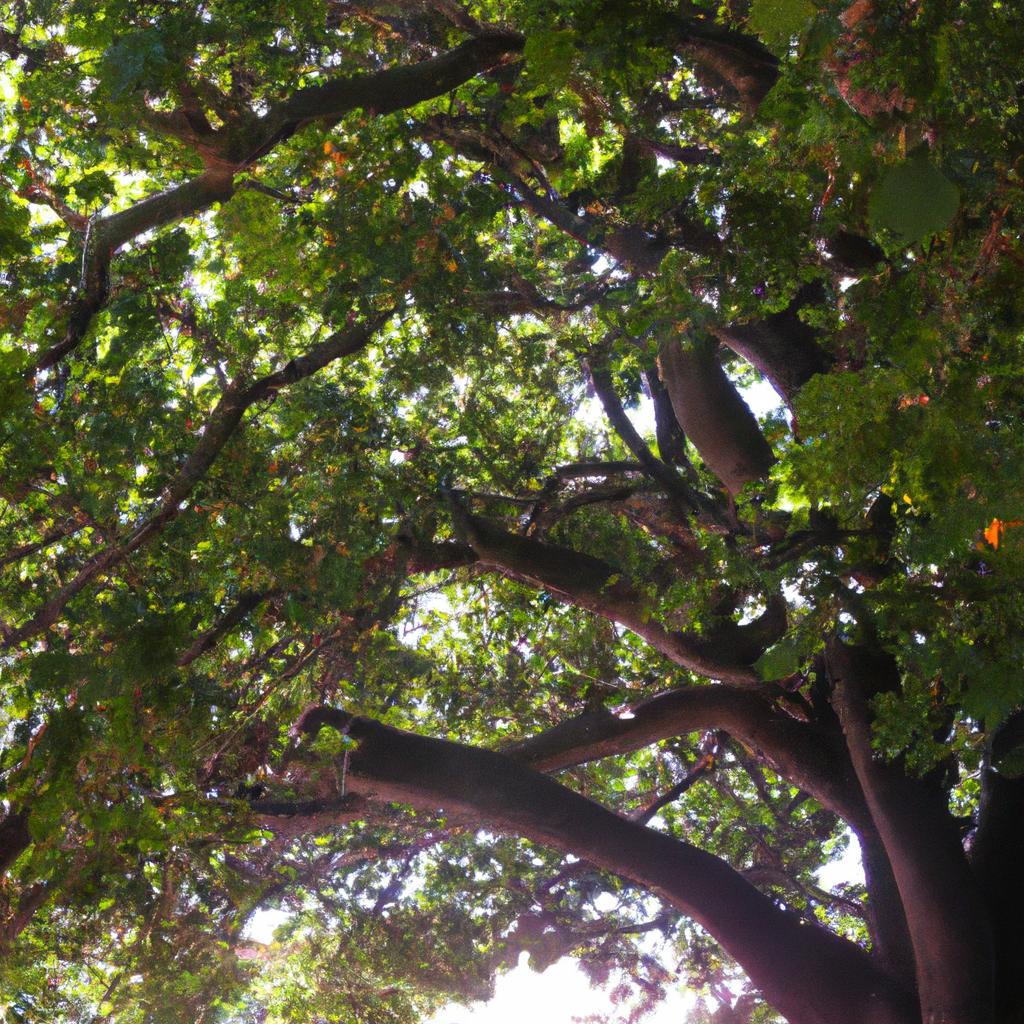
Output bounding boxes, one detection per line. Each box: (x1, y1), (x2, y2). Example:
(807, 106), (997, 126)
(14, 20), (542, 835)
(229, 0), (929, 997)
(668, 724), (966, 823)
(984, 518), (1002, 549)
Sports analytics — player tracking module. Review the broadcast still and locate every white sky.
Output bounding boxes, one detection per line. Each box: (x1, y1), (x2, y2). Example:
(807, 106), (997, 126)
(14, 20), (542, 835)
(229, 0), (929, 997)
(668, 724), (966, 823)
(431, 954), (697, 1024)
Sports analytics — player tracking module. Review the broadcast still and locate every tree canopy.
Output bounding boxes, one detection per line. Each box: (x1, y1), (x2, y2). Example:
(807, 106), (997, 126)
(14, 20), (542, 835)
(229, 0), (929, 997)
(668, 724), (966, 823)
(1, 1), (1023, 1022)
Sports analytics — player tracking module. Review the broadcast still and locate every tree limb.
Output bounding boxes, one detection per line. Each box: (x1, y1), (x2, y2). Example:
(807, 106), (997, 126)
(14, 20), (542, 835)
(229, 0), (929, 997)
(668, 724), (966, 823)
(826, 639), (994, 1024)
(6, 313), (388, 646)
(446, 504), (769, 685)
(291, 706), (917, 1024)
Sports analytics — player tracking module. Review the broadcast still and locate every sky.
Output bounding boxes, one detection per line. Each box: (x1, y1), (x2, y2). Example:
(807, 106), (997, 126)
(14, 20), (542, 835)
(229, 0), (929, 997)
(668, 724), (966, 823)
(430, 955), (697, 1024)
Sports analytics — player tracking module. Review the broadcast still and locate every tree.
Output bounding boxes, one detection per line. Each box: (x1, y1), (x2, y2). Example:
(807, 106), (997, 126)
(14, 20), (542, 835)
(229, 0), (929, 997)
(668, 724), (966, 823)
(0, 0), (1022, 1021)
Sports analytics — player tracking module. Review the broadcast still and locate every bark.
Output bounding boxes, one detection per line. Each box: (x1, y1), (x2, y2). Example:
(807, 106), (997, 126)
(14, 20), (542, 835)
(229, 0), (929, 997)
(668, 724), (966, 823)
(263, 32), (522, 147)
(449, 506), (770, 685)
(508, 677), (916, 986)
(712, 287), (832, 409)
(0, 811), (30, 876)
(661, 17), (780, 113)
(507, 685), (867, 833)
(34, 170), (236, 373)
(643, 367), (693, 472)
(0, 882), (49, 948)
(858, 829), (918, 988)
(294, 707), (917, 1024)
(971, 758), (1024, 1023)
(657, 337), (776, 494)
(584, 357), (699, 512)
(827, 639), (994, 1024)
(598, 6), (778, 113)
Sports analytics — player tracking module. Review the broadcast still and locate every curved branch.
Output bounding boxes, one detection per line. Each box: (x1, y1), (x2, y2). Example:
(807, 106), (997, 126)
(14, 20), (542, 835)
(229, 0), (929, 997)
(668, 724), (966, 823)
(712, 286), (832, 409)
(665, 18), (779, 113)
(447, 505), (765, 685)
(292, 707), (916, 1024)
(584, 355), (700, 513)
(505, 685), (868, 832)
(260, 31), (523, 153)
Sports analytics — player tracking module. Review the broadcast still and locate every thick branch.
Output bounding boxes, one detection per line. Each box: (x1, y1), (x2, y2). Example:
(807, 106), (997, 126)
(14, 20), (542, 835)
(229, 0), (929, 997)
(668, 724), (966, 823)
(0, 810), (30, 876)
(665, 17), (779, 113)
(643, 367), (692, 472)
(448, 506), (766, 685)
(257, 31), (524, 157)
(33, 170), (236, 373)
(508, 671), (915, 982)
(711, 286), (832, 409)
(293, 707), (916, 1024)
(970, 711), (1024, 1022)
(827, 639), (994, 1024)
(658, 337), (775, 494)
(35, 34), (521, 370)
(176, 590), (273, 668)
(506, 685), (867, 831)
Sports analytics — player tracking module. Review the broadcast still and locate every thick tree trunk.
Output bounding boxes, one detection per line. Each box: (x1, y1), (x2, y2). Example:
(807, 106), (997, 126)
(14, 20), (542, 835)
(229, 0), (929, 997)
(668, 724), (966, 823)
(827, 640), (994, 1024)
(971, 764), (1024, 1023)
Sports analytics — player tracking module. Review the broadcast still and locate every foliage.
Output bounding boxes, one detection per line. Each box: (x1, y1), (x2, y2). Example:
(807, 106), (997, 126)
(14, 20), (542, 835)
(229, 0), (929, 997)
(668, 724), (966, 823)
(0, 1), (1023, 1023)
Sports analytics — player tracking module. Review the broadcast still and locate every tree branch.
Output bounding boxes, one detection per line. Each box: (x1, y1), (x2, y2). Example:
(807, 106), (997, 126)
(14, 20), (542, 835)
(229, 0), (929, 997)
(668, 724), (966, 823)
(34, 33), (522, 371)
(584, 354), (701, 514)
(290, 706), (917, 1024)
(446, 504), (768, 685)
(176, 590), (274, 668)
(6, 313), (388, 646)
(711, 286), (832, 409)
(657, 336), (775, 494)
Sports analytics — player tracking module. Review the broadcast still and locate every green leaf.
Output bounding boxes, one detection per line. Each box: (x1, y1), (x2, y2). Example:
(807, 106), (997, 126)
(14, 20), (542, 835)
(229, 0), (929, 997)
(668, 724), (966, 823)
(747, 0), (816, 49)
(0, 193), (31, 257)
(522, 29), (576, 92)
(755, 637), (804, 680)
(869, 154), (960, 244)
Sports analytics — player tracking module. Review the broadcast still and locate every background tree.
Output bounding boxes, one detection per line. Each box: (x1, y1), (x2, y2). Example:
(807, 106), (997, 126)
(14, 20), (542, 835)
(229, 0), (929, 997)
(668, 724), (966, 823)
(1, 1), (1023, 1022)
